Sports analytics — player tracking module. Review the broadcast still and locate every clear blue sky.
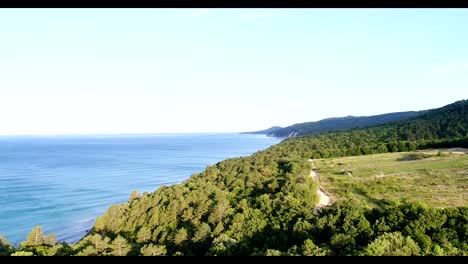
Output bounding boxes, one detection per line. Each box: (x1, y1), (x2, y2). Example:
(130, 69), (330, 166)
(0, 9), (467, 135)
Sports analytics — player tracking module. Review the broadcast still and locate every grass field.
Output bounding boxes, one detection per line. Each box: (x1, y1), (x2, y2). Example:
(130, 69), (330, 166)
(315, 149), (468, 209)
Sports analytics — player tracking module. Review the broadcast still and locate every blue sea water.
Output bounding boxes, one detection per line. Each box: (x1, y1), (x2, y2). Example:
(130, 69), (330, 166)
(0, 133), (280, 245)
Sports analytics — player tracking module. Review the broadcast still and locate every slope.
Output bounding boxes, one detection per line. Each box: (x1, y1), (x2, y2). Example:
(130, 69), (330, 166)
(245, 111), (421, 138)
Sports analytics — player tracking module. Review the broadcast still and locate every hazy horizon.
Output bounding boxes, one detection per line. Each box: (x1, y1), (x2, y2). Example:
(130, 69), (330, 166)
(1, 9), (467, 135)
(0, 100), (459, 137)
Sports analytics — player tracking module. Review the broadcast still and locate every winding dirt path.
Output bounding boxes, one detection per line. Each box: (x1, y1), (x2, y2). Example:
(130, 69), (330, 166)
(316, 187), (330, 207)
(308, 159), (331, 213)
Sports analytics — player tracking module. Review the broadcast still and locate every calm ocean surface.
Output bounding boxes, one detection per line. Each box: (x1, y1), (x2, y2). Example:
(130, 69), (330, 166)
(0, 133), (280, 245)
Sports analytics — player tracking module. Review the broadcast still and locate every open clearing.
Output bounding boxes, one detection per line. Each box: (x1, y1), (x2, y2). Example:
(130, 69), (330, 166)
(314, 149), (468, 208)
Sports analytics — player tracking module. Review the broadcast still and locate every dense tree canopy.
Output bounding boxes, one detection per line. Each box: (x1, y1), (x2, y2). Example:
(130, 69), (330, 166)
(271, 99), (468, 159)
(262, 111), (421, 138)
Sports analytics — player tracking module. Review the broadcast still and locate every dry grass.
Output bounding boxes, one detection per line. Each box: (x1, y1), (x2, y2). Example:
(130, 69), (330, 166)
(315, 150), (468, 209)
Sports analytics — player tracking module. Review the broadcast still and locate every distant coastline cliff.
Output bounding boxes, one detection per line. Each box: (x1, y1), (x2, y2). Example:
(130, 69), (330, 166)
(243, 111), (422, 138)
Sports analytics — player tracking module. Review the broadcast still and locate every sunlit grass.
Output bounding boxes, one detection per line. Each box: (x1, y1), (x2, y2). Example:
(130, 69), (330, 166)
(315, 150), (468, 208)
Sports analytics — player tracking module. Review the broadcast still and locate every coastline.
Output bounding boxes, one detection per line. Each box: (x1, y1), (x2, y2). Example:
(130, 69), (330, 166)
(0, 133), (281, 245)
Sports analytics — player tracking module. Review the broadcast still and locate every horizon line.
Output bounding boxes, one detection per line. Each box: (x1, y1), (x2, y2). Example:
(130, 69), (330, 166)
(0, 131), (256, 137)
(1, 99), (463, 138)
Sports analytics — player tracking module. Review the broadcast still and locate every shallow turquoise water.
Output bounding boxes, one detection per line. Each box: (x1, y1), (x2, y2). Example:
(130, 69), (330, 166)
(0, 133), (280, 245)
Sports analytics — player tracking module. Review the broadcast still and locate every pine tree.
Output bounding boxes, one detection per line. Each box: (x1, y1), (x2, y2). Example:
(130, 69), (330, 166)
(11, 251), (34, 256)
(173, 228), (188, 245)
(23, 226), (46, 247)
(192, 223), (211, 243)
(129, 190), (141, 201)
(89, 234), (110, 254)
(362, 232), (421, 256)
(0, 235), (14, 256)
(140, 244), (167, 256)
(45, 234), (57, 246)
(136, 227), (151, 243)
(302, 239), (328, 256)
(110, 235), (131, 256)
(77, 245), (98, 256)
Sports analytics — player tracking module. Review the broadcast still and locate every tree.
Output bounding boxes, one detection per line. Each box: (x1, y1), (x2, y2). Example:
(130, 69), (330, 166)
(94, 216), (106, 232)
(20, 226), (57, 249)
(44, 244), (62, 256)
(76, 245), (98, 256)
(45, 243), (71, 256)
(11, 251), (34, 256)
(174, 228), (188, 245)
(330, 233), (356, 255)
(27, 226), (45, 246)
(136, 227), (151, 243)
(110, 235), (131, 256)
(45, 234), (57, 246)
(302, 239), (329, 256)
(129, 190), (141, 201)
(192, 223), (211, 243)
(140, 244), (167, 256)
(0, 235), (14, 256)
(377, 144), (388, 153)
(265, 249), (283, 256)
(90, 234), (110, 253)
(362, 232), (421, 256)
(208, 234), (237, 256)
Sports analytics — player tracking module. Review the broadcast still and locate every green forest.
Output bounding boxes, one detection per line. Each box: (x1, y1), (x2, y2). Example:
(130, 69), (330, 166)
(246, 111), (421, 138)
(1, 100), (467, 256)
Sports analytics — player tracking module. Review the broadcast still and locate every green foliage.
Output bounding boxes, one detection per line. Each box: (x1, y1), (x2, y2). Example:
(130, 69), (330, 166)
(249, 100), (467, 141)
(44, 243), (70, 256)
(0, 235), (14, 256)
(3, 100), (468, 256)
(109, 235), (131, 256)
(270, 100), (468, 160)
(302, 239), (329, 256)
(67, 100), (466, 256)
(362, 232), (421, 256)
(192, 223), (211, 243)
(76, 246), (98, 256)
(16, 226), (61, 256)
(11, 251), (34, 256)
(265, 249), (283, 256)
(173, 228), (188, 246)
(264, 111), (421, 138)
(242, 126), (282, 135)
(140, 244), (167, 256)
(208, 234), (238, 256)
(136, 227), (151, 243)
(4, 202), (468, 256)
(130, 190), (141, 201)
(73, 233), (111, 256)
(22, 226), (47, 247)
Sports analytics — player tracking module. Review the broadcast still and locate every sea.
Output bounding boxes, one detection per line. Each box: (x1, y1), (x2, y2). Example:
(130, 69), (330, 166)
(0, 133), (280, 245)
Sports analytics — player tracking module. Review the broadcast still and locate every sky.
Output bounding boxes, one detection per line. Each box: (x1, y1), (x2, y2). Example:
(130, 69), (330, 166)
(0, 8), (467, 135)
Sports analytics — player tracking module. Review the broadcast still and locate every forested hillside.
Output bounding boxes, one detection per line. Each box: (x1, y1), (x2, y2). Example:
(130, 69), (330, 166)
(246, 111), (421, 138)
(272, 100), (468, 159)
(241, 126), (282, 135)
(1, 100), (467, 256)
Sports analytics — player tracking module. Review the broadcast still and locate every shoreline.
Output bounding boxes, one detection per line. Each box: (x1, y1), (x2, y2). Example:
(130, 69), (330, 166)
(0, 133), (281, 246)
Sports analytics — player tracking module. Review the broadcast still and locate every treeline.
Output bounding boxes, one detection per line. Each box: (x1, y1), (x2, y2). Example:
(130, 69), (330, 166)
(271, 99), (468, 159)
(2, 148), (319, 256)
(2, 201), (467, 256)
(266, 111), (421, 138)
(255, 99), (466, 139)
(272, 129), (468, 160)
